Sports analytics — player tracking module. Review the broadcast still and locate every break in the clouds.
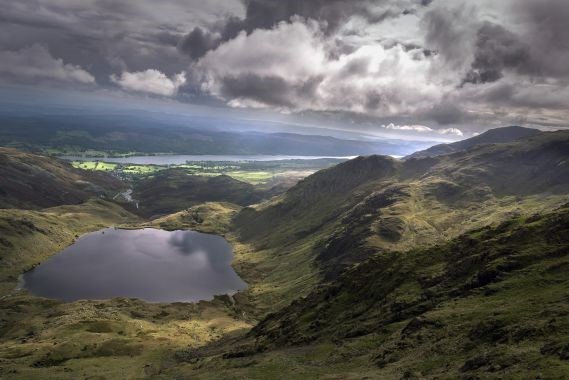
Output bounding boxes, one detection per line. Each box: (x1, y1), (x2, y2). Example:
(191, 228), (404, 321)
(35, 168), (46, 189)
(0, 0), (568, 136)
(382, 124), (463, 136)
(111, 70), (187, 96)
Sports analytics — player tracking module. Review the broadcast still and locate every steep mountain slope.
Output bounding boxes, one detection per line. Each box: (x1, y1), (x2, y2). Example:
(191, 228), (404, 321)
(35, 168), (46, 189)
(405, 126), (540, 159)
(0, 148), (125, 209)
(162, 131), (569, 378)
(181, 204), (569, 379)
(232, 130), (569, 313)
(236, 155), (399, 243)
(132, 169), (266, 218)
(251, 204), (569, 347)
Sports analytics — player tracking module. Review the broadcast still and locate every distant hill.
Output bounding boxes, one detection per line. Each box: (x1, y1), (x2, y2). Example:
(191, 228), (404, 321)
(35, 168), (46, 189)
(419, 129), (569, 196)
(405, 126), (541, 159)
(132, 169), (266, 218)
(0, 148), (125, 209)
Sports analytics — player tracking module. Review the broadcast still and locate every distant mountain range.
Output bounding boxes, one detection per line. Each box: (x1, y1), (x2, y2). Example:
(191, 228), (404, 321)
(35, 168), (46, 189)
(0, 112), (434, 157)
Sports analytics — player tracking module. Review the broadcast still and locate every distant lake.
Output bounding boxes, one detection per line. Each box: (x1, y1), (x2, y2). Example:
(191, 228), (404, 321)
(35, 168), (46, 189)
(61, 154), (355, 165)
(20, 228), (247, 303)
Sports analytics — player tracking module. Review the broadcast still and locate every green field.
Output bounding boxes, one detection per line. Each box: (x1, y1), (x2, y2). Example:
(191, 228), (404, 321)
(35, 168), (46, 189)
(72, 161), (118, 171)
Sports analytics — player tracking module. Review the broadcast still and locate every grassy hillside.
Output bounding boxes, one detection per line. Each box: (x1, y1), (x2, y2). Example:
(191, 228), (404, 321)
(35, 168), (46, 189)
(0, 148), (125, 209)
(132, 169), (266, 218)
(0, 292), (251, 379)
(0, 199), (138, 295)
(175, 203), (569, 379)
(0, 200), (253, 379)
(231, 131), (569, 315)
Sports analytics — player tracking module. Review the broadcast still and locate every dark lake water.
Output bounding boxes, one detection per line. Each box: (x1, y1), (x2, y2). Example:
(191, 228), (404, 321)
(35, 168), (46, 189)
(20, 228), (247, 303)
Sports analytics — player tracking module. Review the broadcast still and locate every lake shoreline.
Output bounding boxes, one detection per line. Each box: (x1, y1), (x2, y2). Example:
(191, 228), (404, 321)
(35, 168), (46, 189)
(21, 227), (248, 304)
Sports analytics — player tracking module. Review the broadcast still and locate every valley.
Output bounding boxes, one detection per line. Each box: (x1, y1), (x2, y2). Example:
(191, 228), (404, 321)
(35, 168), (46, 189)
(68, 156), (345, 187)
(0, 128), (568, 378)
(4, 1), (569, 378)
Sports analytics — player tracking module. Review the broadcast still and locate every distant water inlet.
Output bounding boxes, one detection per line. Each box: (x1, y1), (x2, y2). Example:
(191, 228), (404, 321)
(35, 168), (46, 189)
(20, 228), (247, 303)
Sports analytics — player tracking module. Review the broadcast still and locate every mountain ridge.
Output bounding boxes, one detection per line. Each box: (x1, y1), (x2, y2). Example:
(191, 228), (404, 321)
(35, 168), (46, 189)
(405, 126), (541, 160)
(227, 129), (569, 327)
(0, 113), (432, 157)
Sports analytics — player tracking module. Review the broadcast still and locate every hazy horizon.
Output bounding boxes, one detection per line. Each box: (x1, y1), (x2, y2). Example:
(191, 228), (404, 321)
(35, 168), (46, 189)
(1, 0), (568, 145)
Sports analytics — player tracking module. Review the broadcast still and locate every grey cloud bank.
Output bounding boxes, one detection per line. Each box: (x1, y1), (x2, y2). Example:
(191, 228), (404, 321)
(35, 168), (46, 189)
(0, 0), (567, 139)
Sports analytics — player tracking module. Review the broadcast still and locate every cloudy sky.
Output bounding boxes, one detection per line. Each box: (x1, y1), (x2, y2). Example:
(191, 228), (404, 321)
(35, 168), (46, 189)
(1, 0), (568, 140)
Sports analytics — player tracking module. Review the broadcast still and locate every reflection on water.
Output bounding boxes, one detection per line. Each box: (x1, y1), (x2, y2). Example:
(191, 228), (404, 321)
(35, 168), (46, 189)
(21, 228), (247, 303)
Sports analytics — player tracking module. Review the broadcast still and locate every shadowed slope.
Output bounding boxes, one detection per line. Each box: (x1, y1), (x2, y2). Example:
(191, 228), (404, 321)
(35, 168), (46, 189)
(0, 148), (125, 209)
(132, 169), (266, 218)
(405, 126), (541, 159)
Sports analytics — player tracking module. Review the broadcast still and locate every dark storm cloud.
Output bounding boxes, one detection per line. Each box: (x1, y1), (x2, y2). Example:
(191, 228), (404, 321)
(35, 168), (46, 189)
(463, 22), (533, 85)
(239, 0), (380, 33)
(0, 44), (95, 84)
(178, 0), (432, 60)
(150, 32), (182, 48)
(419, 0), (569, 129)
(0, 1), (238, 82)
(425, 0), (569, 86)
(422, 4), (477, 69)
(467, 80), (569, 111)
(178, 27), (219, 60)
(419, 102), (471, 125)
(217, 74), (323, 108)
(518, 0), (569, 78)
